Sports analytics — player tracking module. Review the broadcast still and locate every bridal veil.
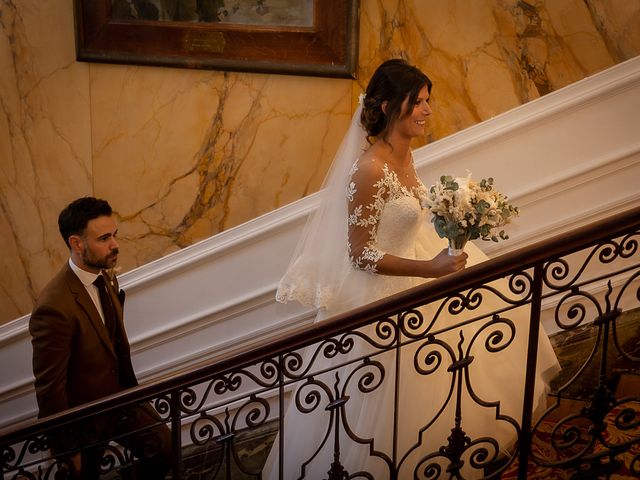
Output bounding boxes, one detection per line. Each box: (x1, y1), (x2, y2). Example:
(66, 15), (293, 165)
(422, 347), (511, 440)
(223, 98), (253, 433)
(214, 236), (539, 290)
(276, 99), (368, 312)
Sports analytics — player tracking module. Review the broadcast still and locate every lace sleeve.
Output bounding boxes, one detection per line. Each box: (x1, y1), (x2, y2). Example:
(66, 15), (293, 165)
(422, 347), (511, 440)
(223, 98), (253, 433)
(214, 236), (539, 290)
(347, 159), (388, 273)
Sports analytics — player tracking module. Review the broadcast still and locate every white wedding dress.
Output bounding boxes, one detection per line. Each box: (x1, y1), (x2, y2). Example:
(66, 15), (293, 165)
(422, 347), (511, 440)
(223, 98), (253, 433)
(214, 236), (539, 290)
(266, 159), (561, 479)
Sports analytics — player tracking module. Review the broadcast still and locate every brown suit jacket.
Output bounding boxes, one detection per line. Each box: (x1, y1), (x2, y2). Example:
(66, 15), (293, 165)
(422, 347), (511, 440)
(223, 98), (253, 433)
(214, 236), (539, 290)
(30, 263), (137, 419)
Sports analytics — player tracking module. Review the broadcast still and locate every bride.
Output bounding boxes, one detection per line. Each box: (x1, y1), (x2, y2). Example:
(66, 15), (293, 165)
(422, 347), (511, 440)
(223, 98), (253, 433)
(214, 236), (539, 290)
(266, 59), (560, 479)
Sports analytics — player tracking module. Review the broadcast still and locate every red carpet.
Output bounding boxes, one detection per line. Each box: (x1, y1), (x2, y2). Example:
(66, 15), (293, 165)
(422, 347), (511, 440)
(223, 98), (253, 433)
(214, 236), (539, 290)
(500, 400), (640, 479)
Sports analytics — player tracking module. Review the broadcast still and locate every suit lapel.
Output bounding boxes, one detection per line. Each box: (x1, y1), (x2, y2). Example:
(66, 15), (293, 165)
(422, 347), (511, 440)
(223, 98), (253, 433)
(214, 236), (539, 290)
(63, 265), (117, 358)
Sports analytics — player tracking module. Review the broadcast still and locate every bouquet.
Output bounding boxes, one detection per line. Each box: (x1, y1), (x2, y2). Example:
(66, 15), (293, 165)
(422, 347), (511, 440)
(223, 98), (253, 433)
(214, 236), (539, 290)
(423, 173), (520, 256)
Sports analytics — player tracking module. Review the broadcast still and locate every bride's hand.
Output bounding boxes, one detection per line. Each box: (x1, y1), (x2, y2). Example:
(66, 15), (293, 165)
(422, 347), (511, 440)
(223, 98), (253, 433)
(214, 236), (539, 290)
(423, 248), (468, 278)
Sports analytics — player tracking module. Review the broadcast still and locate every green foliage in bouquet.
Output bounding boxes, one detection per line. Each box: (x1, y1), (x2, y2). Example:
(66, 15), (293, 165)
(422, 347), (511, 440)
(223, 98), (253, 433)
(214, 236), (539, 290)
(424, 174), (520, 245)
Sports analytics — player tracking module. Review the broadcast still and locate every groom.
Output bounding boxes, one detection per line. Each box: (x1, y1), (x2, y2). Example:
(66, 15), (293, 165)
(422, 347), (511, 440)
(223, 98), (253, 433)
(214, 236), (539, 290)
(29, 196), (171, 479)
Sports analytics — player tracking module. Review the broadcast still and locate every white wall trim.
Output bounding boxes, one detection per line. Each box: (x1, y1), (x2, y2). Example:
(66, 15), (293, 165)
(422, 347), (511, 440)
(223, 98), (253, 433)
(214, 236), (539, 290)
(510, 143), (640, 203)
(0, 314), (29, 347)
(120, 195), (317, 293)
(413, 55), (640, 166)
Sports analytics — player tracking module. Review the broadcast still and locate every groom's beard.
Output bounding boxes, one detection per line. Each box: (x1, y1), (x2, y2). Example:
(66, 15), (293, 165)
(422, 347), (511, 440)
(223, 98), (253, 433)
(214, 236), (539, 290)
(82, 243), (119, 270)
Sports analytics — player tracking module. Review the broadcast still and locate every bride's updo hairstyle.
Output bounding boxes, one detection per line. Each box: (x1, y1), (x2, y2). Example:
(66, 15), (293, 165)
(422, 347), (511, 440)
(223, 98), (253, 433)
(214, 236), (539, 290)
(360, 58), (432, 144)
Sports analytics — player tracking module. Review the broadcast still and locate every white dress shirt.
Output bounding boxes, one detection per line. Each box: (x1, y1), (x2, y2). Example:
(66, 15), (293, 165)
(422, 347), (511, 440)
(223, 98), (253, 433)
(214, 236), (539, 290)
(68, 258), (106, 324)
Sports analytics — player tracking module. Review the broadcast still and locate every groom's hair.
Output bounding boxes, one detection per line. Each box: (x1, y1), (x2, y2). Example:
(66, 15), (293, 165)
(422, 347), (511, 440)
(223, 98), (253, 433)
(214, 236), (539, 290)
(58, 196), (113, 248)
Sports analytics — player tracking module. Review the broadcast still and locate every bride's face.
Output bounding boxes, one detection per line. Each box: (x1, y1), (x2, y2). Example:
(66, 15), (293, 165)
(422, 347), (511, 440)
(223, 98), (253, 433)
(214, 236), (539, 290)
(393, 85), (432, 139)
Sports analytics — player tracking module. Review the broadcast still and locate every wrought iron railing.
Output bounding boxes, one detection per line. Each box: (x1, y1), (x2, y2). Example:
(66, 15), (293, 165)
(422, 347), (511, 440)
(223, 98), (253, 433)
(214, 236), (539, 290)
(1, 206), (639, 479)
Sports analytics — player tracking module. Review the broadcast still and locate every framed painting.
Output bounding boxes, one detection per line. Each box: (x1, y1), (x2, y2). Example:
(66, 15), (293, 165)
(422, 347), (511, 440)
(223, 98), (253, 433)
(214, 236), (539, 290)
(73, 0), (360, 78)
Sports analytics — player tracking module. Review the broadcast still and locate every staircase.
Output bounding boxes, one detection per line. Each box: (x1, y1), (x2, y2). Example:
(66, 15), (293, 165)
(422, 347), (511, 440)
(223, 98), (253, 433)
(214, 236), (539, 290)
(1, 58), (640, 480)
(2, 207), (639, 479)
(1, 56), (640, 434)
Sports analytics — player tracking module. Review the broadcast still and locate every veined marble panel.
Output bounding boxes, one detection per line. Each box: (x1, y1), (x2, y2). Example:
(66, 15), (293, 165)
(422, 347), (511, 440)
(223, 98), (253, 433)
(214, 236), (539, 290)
(358, 0), (639, 144)
(0, 0), (92, 321)
(1, 0), (639, 324)
(90, 67), (352, 271)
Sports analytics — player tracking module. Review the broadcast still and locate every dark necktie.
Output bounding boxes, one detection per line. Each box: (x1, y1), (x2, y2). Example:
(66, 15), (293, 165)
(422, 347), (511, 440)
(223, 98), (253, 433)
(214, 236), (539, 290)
(94, 274), (117, 340)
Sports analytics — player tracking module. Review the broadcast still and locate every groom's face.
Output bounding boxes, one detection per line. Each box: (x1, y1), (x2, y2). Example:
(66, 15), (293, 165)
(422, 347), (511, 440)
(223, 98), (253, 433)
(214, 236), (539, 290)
(71, 215), (120, 273)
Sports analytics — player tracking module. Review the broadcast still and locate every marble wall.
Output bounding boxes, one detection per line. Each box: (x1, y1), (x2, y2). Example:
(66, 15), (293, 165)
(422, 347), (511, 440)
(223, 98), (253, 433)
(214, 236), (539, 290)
(1, 0), (639, 325)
